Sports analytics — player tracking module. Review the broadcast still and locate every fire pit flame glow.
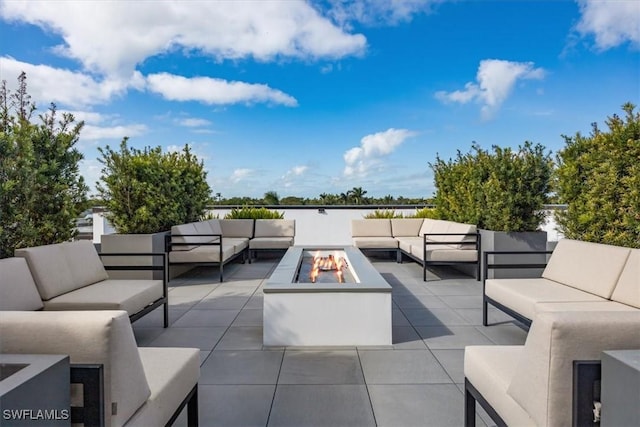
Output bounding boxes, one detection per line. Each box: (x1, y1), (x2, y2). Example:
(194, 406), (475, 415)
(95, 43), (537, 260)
(310, 251), (348, 283)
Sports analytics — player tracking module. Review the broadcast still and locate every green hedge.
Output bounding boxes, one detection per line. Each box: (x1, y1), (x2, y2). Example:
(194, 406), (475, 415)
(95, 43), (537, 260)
(97, 139), (211, 234)
(430, 142), (552, 231)
(555, 103), (640, 248)
(224, 207), (284, 219)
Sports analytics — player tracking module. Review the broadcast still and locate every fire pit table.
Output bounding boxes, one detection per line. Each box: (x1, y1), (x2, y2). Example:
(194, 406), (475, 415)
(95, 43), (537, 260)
(263, 246), (392, 346)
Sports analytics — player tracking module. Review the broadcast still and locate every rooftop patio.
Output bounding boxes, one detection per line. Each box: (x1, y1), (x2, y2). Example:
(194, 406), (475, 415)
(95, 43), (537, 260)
(133, 256), (525, 426)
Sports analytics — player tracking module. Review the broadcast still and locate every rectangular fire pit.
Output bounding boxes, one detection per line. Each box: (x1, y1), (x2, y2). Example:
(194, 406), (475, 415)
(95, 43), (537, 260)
(263, 246), (392, 346)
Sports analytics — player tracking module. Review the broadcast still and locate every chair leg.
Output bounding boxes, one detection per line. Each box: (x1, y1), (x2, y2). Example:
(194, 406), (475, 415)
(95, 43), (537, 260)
(423, 261), (427, 282)
(220, 263), (224, 282)
(465, 383), (477, 427)
(187, 386), (198, 427)
(482, 299), (489, 326)
(163, 302), (169, 328)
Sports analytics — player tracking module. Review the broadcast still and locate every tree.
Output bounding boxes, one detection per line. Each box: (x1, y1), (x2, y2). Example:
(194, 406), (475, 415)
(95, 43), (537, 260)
(0, 72), (88, 258)
(350, 187), (368, 205)
(97, 139), (211, 234)
(263, 191), (280, 205)
(555, 103), (640, 247)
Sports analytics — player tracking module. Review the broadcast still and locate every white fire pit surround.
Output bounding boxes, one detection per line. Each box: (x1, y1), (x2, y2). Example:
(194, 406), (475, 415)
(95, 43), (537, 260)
(263, 246), (392, 346)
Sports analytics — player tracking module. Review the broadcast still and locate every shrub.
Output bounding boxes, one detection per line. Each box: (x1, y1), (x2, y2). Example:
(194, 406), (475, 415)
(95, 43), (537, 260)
(410, 208), (439, 219)
(364, 210), (404, 219)
(224, 206), (284, 219)
(0, 73), (87, 258)
(97, 139), (211, 234)
(555, 103), (640, 248)
(430, 142), (552, 231)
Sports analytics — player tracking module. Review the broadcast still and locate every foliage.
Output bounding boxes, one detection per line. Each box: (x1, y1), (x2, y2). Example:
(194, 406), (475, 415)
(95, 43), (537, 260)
(200, 211), (219, 221)
(430, 142), (552, 232)
(224, 206), (284, 219)
(555, 103), (640, 248)
(263, 191), (280, 205)
(364, 210), (404, 219)
(410, 207), (440, 219)
(0, 73), (87, 258)
(97, 139), (211, 234)
(213, 189), (429, 206)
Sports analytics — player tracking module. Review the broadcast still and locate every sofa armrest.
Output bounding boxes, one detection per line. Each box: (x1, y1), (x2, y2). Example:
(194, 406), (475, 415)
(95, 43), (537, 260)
(482, 250), (554, 285)
(423, 232), (480, 247)
(165, 233), (222, 251)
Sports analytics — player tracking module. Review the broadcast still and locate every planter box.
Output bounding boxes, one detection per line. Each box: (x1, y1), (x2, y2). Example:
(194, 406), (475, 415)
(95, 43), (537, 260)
(479, 230), (548, 280)
(100, 232), (171, 280)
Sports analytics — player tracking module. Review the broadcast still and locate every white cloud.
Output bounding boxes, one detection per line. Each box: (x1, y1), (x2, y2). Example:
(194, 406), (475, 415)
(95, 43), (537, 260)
(146, 73), (298, 107)
(0, 57), (139, 108)
(575, 0), (640, 50)
(230, 168), (254, 183)
(0, 1), (366, 78)
(280, 165), (310, 188)
(327, 0), (440, 26)
(81, 124), (147, 141)
(435, 59), (545, 120)
(343, 128), (416, 176)
(178, 118), (211, 128)
(290, 166), (309, 176)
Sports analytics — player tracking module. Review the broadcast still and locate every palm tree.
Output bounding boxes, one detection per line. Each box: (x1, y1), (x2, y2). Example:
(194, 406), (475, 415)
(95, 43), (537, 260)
(350, 187), (368, 205)
(263, 191), (280, 205)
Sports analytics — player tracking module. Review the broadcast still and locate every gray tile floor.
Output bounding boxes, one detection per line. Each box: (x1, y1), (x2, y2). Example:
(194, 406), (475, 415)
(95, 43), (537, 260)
(133, 255), (528, 427)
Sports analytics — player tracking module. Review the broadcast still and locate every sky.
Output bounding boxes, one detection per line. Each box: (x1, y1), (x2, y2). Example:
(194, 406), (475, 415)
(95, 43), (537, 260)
(1, 0), (639, 199)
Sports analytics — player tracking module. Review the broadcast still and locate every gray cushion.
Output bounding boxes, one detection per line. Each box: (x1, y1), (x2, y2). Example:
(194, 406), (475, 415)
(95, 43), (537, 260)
(352, 237), (398, 249)
(169, 243), (236, 263)
(220, 219), (254, 238)
(254, 219), (295, 238)
(611, 249), (640, 308)
(0, 257), (44, 310)
(391, 219), (423, 237)
(351, 219), (392, 237)
(249, 237), (294, 249)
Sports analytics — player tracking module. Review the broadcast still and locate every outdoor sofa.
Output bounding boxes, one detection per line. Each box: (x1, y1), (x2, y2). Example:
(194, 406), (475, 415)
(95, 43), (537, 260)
(166, 218), (295, 281)
(1, 240), (169, 327)
(351, 218), (480, 281)
(464, 309), (640, 427)
(0, 310), (199, 426)
(483, 239), (640, 327)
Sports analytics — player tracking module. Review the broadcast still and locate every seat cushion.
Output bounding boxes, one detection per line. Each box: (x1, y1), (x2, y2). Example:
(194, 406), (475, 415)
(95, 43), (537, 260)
(611, 249), (640, 308)
(15, 241), (108, 300)
(352, 237), (398, 249)
(534, 301), (638, 313)
(254, 219), (295, 238)
(464, 346), (534, 426)
(42, 279), (164, 315)
(542, 239), (631, 299)
(125, 347), (199, 426)
(169, 243), (235, 263)
(0, 311), (150, 427)
(391, 218), (423, 237)
(224, 237), (249, 254)
(351, 219), (392, 237)
(396, 236), (423, 253)
(0, 257), (44, 310)
(220, 219), (254, 238)
(485, 278), (604, 321)
(507, 310), (640, 427)
(250, 237), (294, 249)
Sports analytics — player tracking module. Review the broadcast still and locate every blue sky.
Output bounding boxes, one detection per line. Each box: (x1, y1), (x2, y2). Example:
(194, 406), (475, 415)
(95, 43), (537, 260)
(1, 0), (638, 199)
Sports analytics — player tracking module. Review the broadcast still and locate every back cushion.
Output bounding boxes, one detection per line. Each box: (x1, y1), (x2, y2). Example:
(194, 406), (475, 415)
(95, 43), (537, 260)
(63, 241), (109, 289)
(391, 219), (423, 237)
(0, 258), (44, 310)
(15, 244), (74, 300)
(445, 221), (477, 247)
(351, 219), (392, 237)
(192, 221), (219, 244)
(507, 310), (640, 427)
(170, 223), (199, 250)
(542, 239), (631, 298)
(611, 249), (640, 308)
(0, 311), (150, 427)
(254, 219), (295, 238)
(205, 219), (223, 235)
(220, 219), (254, 238)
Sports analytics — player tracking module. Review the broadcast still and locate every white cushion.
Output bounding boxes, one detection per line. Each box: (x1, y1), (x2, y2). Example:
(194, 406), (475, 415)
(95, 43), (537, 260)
(0, 311), (150, 427)
(485, 278), (604, 321)
(542, 239), (631, 299)
(125, 347), (199, 426)
(351, 219), (392, 237)
(611, 249), (640, 308)
(254, 219), (295, 238)
(42, 279), (163, 315)
(220, 219), (254, 238)
(0, 257), (43, 310)
(249, 237), (294, 249)
(391, 219), (423, 237)
(223, 237), (249, 254)
(507, 310), (640, 427)
(464, 346), (534, 426)
(205, 219), (223, 235)
(352, 237), (399, 249)
(15, 241), (108, 300)
(170, 223), (199, 251)
(396, 236), (423, 253)
(169, 243), (236, 263)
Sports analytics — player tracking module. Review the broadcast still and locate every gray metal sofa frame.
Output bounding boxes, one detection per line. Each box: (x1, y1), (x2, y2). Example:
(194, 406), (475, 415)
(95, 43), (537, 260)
(400, 231), (482, 282)
(71, 364), (199, 427)
(98, 252), (169, 327)
(164, 233), (247, 282)
(464, 360), (601, 427)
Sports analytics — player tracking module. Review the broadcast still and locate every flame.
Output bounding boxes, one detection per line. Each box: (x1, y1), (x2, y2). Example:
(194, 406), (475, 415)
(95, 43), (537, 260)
(309, 251), (348, 283)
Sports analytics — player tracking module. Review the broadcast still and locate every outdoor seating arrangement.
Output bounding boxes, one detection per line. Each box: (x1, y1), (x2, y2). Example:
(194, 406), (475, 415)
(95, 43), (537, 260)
(351, 218), (480, 281)
(167, 218), (295, 281)
(0, 310), (199, 426)
(1, 240), (169, 327)
(483, 239), (640, 327)
(464, 309), (640, 427)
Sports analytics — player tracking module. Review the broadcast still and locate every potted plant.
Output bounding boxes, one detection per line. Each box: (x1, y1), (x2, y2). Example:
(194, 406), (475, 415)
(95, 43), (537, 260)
(430, 142), (553, 278)
(97, 139), (211, 278)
